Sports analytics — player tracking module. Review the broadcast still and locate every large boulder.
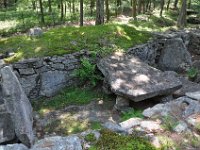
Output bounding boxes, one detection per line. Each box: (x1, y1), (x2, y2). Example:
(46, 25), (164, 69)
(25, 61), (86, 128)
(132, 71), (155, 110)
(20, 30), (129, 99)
(173, 76), (200, 97)
(97, 52), (182, 102)
(0, 144), (28, 150)
(0, 66), (34, 147)
(157, 38), (192, 71)
(40, 71), (71, 97)
(143, 96), (200, 118)
(31, 136), (82, 150)
(188, 31), (200, 55)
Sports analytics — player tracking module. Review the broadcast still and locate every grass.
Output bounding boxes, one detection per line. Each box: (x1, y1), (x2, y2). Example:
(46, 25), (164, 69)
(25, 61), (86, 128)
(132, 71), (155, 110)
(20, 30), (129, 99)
(89, 129), (157, 150)
(161, 115), (178, 131)
(0, 23), (151, 63)
(121, 108), (144, 121)
(32, 86), (109, 115)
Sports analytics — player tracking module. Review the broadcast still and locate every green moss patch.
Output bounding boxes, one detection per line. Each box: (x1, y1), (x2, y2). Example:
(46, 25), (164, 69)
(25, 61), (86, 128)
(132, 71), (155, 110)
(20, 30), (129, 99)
(90, 129), (157, 150)
(32, 86), (109, 115)
(0, 24), (151, 63)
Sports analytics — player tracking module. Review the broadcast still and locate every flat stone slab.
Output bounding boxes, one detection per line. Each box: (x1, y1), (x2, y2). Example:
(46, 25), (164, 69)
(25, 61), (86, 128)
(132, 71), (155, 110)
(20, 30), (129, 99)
(97, 52), (182, 102)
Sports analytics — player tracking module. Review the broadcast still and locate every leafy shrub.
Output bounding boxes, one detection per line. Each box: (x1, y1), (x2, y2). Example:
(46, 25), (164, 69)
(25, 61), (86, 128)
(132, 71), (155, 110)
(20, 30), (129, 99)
(121, 108), (144, 121)
(75, 58), (102, 86)
(89, 129), (157, 150)
(186, 67), (198, 79)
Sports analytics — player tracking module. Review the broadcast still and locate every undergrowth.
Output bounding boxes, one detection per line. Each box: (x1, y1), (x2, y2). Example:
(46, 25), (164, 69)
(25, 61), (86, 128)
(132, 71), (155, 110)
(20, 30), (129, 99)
(89, 129), (157, 150)
(32, 86), (108, 114)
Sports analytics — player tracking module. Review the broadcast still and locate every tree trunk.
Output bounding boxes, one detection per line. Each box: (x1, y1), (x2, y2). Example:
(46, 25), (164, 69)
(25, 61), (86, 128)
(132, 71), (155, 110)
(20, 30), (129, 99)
(32, 1), (36, 10)
(160, 0), (164, 16)
(105, 0), (110, 22)
(48, 0), (52, 13)
(188, 0), (191, 9)
(117, 0), (122, 15)
(132, 0), (136, 19)
(72, 0), (75, 14)
(138, 0), (142, 14)
(166, 0), (170, 11)
(80, 0), (83, 26)
(177, 0), (187, 28)
(142, 1), (146, 13)
(95, 0), (104, 25)
(90, 0), (95, 16)
(60, 0), (64, 21)
(64, 2), (67, 16)
(39, 0), (45, 23)
(174, 0), (178, 9)
(3, 0), (7, 8)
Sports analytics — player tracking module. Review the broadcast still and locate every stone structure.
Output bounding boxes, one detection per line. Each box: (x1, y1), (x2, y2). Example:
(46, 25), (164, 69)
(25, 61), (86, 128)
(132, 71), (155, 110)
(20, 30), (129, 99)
(97, 52), (182, 102)
(12, 50), (91, 99)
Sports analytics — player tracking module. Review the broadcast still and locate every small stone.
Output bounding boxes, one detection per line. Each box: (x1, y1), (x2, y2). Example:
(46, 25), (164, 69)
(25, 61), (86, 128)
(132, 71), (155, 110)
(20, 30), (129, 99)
(173, 121), (188, 133)
(103, 121), (125, 133)
(186, 91), (200, 100)
(140, 121), (162, 132)
(51, 63), (65, 70)
(18, 68), (35, 75)
(120, 117), (142, 130)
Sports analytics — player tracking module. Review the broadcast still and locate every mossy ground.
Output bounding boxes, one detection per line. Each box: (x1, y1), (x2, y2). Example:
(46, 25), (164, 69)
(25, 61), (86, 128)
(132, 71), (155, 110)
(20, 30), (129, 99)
(0, 23), (150, 63)
(89, 129), (157, 150)
(32, 86), (109, 115)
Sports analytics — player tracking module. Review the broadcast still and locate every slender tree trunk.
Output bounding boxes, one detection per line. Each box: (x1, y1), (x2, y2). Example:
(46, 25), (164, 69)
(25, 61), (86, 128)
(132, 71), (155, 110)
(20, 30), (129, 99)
(72, 0), (75, 13)
(177, 0), (187, 28)
(95, 0), (104, 25)
(188, 0), (191, 9)
(166, 0), (170, 11)
(90, 0), (95, 16)
(39, 0), (45, 23)
(60, 0), (64, 21)
(64, 2), (67, 16)
(174, 0), (178, 9)
(138, 0), (142, 14)
(117, 0), (122, 15)
(160, 0), (164, 16)
(132, 0), (136, 19)
(115, 0), (118, 17)
(3, 0), (7, 8)
(32, 1), (36, 10)
(80, 0), (83, 26)
(142, 1), (146, 13)
(105, 0), (110, 22)
(48, 0), (52, 13)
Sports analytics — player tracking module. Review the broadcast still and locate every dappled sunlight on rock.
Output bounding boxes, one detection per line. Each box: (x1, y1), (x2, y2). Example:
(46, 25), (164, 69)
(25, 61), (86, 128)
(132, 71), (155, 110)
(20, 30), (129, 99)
(97, 52), (182, 102)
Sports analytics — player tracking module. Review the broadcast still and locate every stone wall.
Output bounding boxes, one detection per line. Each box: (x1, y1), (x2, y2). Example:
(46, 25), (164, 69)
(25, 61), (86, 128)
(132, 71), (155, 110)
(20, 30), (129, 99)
(12, 50), (91, 99)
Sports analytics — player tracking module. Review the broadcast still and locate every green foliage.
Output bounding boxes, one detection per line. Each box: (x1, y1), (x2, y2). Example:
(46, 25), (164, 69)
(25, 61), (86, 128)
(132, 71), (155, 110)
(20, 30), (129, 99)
(187, 67), (198, 79)
(161, 115), (178, 131)
(90, 121), (102, 130)
(121, 109), (144, 121)
(0, 24), (151, 63)
(89, 129), (157, 150)
(85, 133), (96, 142)
(74, 58), (102, 86)
(32, 86), (107, 113)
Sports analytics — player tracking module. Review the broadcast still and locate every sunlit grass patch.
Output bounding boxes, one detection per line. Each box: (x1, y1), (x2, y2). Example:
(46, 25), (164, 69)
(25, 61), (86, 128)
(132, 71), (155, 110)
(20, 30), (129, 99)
(32, 86), (109, 115)
(0, 24), (151, 63)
